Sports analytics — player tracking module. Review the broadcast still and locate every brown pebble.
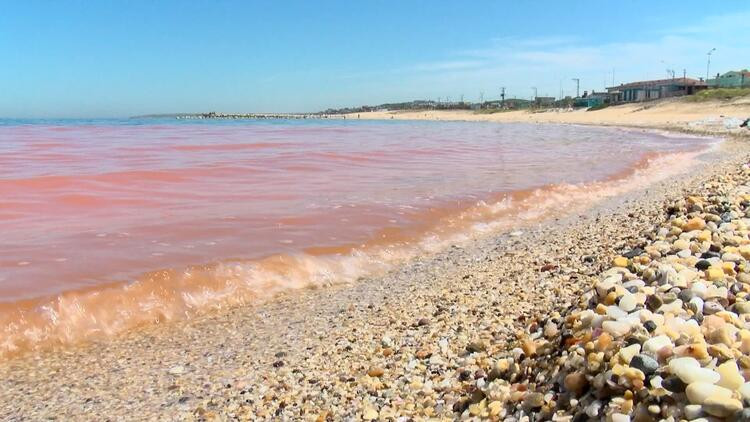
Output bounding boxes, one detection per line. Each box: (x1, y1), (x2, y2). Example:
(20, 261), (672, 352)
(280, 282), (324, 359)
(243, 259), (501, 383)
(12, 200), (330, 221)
(521, 338), (537, 356)
(564, 372), (588, 397)
(415, 348), (432, 359)
(367, 367), (384, 377)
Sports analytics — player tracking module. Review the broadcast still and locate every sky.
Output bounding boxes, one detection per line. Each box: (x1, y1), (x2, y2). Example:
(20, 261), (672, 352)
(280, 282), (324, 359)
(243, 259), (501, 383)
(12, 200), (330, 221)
(1, 1), (749, 118)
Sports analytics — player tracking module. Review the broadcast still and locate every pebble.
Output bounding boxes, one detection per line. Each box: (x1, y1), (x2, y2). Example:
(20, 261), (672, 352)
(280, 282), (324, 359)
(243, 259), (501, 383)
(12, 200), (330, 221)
(367, 367), (384, 377)
(630, 354), (658, 376)
(717, 360), (744, 391)
(563, 372), (588, 397)
(522, 392), (544, 410)
(703, 396), (743, 418)
(686, 382), (733, 405)
(642, 335), (671, 353)
(362, 407), (379, 420)
(168, 365), (185, 375)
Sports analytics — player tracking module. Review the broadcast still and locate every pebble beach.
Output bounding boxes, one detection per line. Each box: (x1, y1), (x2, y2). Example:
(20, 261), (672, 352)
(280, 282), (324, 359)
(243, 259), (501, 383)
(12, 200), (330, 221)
(3, 122), (750, 420)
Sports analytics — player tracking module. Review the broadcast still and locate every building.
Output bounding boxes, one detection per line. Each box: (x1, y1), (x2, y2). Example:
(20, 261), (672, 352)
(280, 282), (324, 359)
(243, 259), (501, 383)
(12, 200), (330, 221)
(707, 70), (750, 88)
(534, 96), (556, 106)
(606, 77), (707, 102)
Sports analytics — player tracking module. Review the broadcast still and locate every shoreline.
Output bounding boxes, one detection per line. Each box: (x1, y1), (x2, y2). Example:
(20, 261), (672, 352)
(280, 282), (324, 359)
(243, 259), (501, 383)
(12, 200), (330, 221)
(2, 116), (750, 419)
(0, 123), (718, 361)
(342, 97), (750, 138)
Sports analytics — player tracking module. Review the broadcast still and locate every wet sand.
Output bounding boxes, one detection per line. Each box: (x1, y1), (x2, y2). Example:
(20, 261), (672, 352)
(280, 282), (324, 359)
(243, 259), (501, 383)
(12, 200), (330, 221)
(2, 104), (750, 420)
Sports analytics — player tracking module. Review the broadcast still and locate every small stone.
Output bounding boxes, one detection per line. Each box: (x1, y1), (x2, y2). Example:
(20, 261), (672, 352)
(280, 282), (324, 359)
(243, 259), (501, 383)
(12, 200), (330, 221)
(740, 245), (750, 259)
(630, 354), (659, 376)
(643, 335), (671, 354)
(488, 401), (503, 416)
(415, 348), (432, 359)
(645, 295), (663, 312)
(704, 301), (725, 315)
(602, 321), (631, 337)
(168, 365), (185, 375)
(670, 357), (720, 384)
(564, 372), (588, 397)
(466, 341), (486, 353)
(521, 338), (536, 356)
(684, 404), (703, 419)
(619, 344), (641, 364)
(709, 326), (734, 346)
(662, 376), (687, 393)
(739, 382), (750, 401)
(732, 409), (750, 422)
(362, 407), (379, 420)
(684, 218), (707, 231)
(662, 292), (678, 304)
(367, 367), (384, 377)
(707, 268), (725, 281)
(685, 382), (733, 404)
(522, 392), (544, 410)
(544, 321), (559, 338)
(676, 343), (709, 360)
(585, 400), (602, 418)
(417, 318), (430, 326)
(613, 257), (629, 268)
(610, 413), (630, 422)
(733, 301), (750, 314)
(696, 260), (712, 270)
(716, 360), (744, 391)
(619, 293), (637, 312)
(723, 253), (742, 263)
(703, 396), (743, 418)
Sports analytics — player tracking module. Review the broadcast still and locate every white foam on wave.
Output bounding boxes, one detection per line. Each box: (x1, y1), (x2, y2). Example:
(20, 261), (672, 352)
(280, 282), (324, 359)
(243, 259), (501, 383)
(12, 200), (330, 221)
(0, 145), (716, 358)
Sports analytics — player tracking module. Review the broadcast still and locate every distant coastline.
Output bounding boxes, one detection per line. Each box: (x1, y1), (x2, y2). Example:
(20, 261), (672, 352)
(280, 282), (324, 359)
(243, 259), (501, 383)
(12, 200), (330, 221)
(131, 112), (325, 120)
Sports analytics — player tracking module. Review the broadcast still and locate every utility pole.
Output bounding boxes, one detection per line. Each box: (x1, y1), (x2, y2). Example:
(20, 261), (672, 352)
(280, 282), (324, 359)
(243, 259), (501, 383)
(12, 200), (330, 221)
(479, 91), (484, 104)
(612, 68), (615, 87)
(706, 48), (716, 82)
(572, 78), (580, 98)
(531, 87), (537, 100)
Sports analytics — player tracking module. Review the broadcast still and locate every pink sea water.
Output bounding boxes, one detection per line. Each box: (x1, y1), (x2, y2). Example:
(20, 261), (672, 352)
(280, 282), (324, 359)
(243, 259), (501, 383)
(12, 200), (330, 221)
(0, 119), (716, 356)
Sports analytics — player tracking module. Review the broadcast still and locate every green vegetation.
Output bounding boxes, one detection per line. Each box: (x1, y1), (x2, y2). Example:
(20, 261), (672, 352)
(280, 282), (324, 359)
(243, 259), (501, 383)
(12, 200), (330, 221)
(587, 103), (610, 111)
(686, 88), (750, 102)
(474, 108), (515, 114)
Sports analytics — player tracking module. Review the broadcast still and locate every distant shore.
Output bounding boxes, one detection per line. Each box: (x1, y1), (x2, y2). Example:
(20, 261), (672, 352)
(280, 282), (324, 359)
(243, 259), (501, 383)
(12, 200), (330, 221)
(344, 96), (750, 137)
(2, 103), (750, 419)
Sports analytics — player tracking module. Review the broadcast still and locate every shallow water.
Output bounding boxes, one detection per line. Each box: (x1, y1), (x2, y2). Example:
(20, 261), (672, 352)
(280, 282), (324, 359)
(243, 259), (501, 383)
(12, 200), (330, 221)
(0, 118), (716, 356)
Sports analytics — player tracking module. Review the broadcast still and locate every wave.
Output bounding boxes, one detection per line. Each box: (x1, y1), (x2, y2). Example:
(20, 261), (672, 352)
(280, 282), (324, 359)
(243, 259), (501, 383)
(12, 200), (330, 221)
(0, 148), (708, 359)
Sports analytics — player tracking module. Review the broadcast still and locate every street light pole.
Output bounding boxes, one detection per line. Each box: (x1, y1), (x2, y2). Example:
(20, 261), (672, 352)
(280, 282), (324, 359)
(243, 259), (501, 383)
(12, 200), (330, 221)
(706, 48), (716, 83)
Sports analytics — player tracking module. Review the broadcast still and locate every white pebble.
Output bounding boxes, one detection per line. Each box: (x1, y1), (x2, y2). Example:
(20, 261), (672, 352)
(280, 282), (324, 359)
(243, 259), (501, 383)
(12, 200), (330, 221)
(643, 335), (672, 354)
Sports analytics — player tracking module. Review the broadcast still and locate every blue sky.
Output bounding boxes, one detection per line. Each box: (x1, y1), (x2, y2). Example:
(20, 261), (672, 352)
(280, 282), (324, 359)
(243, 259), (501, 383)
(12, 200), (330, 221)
(1, 1), (749, 117)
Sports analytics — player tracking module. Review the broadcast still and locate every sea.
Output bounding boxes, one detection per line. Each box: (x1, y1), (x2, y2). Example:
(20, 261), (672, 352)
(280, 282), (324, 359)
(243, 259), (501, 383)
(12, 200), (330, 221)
(0, 118), (717, 357)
